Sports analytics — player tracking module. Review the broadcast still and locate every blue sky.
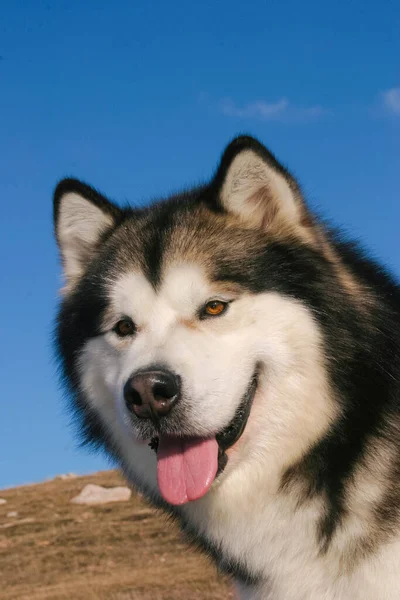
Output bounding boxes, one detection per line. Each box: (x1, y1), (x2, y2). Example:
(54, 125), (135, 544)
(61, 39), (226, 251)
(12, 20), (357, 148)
(0, 0), (399, 489)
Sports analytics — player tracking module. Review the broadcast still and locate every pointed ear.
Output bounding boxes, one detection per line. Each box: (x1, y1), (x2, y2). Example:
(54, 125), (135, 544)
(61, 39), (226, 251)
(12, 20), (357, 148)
(214, 136), (312, 234)
(53, 179), (122, 290)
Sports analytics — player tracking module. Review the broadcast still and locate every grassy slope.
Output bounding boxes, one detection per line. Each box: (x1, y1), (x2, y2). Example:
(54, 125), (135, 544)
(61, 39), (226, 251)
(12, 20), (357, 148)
(0, 470), (232, 600)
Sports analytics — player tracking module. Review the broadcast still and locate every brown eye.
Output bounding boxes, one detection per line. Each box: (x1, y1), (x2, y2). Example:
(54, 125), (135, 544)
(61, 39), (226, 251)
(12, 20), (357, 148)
(202, 300), (229, 318)
(114, 318), (136, 337)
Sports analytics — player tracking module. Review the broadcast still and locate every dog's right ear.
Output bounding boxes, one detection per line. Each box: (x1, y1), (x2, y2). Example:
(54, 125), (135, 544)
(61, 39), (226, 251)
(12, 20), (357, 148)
(54, 179), (122, 291)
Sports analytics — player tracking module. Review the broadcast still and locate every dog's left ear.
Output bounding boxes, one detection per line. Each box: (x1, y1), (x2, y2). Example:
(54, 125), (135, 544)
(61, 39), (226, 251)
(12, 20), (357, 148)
(213, 136), (312, 233)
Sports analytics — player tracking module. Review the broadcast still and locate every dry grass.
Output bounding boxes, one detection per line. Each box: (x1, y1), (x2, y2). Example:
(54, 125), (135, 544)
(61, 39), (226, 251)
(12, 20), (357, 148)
(0, 470), (233, 600)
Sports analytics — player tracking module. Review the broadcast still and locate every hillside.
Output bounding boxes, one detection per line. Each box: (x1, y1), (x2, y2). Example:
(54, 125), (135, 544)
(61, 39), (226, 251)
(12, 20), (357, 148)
(0, 470), (233, 600)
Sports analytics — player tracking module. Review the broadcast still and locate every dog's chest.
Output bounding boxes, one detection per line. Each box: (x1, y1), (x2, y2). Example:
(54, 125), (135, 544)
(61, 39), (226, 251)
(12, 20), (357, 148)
(182, 492), (400, 600)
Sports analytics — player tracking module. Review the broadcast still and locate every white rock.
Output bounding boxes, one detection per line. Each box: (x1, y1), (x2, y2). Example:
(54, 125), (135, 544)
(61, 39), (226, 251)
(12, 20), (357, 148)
(7, 511), (18, 518)
(56, 473), (78, 480)
(0, 498), (6, 505)
(70, 484), (131, 505)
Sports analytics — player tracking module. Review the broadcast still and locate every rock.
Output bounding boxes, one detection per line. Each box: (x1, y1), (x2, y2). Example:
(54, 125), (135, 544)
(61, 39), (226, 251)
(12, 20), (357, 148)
(55, 473), (78, 480)
(0, 498), (6, 505)
(7, 511), (18, 518)
(70, 484), (131, 505)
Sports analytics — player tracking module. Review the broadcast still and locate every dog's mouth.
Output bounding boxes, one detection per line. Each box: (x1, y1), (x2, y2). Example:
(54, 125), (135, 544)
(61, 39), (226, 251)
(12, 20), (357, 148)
(148, 369), (259, 506)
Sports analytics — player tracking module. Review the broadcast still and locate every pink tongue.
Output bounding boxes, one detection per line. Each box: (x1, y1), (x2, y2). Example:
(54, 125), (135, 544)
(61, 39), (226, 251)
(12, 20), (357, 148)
(157, 436), (219, 505)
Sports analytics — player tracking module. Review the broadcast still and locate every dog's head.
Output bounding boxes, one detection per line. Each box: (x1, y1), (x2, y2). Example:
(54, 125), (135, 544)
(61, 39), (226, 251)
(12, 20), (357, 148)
(54, 136), (337, 506)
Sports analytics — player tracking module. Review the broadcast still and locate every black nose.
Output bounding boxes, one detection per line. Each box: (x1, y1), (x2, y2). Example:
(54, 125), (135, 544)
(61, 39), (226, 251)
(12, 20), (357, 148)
(124, 369), (180, 420)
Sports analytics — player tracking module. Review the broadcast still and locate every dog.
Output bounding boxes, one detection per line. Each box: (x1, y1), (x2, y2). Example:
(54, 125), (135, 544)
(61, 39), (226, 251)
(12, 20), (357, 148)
(53, 136), (400, 599)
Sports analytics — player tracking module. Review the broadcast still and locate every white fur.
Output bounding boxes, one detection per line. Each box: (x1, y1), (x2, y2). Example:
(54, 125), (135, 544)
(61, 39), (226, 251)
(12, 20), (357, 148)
(77, 263), (400, 599)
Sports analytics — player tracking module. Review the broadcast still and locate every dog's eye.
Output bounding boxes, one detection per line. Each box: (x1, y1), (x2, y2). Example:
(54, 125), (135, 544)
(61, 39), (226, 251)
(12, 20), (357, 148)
(201, 301), (229, 318)
(114, 318), (136, 337)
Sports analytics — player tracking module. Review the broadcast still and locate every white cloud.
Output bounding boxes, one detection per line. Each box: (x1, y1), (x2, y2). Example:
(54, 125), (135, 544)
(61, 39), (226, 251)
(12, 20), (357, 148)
(220, 97), (327, 123)
(382, 87), (400, 115)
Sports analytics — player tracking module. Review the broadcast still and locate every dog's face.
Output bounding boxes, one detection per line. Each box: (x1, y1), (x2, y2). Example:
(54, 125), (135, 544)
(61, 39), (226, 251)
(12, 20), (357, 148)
(54, 137), (336, 506)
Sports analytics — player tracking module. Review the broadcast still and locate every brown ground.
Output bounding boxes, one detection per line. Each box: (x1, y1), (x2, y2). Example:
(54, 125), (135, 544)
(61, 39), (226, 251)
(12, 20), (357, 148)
(0, 470), (233, 600)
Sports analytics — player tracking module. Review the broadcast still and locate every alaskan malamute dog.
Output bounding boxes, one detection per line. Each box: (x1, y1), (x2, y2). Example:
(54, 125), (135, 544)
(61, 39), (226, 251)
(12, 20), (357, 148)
(54, 136), (400, 599)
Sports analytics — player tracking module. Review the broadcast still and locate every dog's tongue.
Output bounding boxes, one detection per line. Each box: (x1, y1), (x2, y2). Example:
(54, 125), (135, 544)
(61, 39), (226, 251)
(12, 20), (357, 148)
(157, 436), (218, 505)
